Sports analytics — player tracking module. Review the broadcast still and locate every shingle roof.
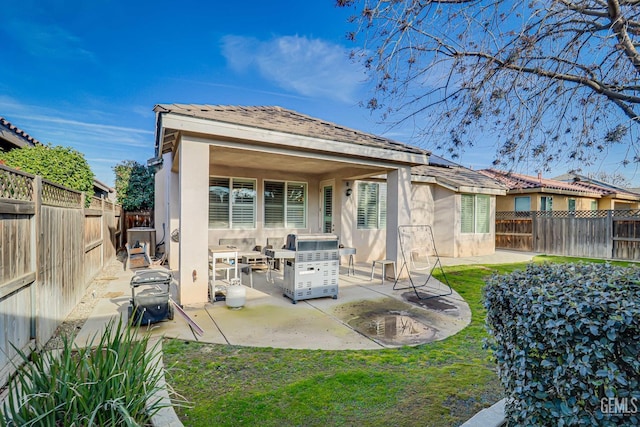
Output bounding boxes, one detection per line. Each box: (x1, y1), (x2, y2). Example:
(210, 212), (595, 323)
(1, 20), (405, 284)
(413, 156), (506, 191)
(154, 104), (430, 156)
(478, 168), (637, 198)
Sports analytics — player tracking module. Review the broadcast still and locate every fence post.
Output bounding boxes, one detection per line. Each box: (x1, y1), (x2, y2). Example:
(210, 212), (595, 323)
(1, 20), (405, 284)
(607, 210), (613, 259)
(101, 196), (105, 269)
(531, 211), (537, 253)
(32, 176), (42, 342)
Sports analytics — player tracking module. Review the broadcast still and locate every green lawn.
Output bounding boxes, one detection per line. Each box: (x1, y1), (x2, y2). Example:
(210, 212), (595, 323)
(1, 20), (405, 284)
(162, 256), (634, 427)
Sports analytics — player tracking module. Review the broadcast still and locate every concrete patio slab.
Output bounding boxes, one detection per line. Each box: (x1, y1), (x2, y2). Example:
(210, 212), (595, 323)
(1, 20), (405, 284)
(74, 249), (536, 350)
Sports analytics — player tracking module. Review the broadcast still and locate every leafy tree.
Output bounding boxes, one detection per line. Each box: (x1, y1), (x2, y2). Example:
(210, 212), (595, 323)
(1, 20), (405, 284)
(0, 144), (94, 196)
(113, 160), (154, 211)
(338, 0), (640, 171)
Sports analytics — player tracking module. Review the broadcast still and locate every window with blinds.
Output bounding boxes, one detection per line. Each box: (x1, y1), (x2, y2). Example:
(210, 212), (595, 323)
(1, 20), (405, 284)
(461, 194), (475, 233)
(231, 179), (256, 229)
(264, 181), (306, 228)
(209, 178), (230, 228)
(461, 194), (490, 234)
(209, 177), (256, 229)
(475, 195), (490, 233)
(286, 182), (306, 228)
(357, 182), (387, 229)
(264, 181), (285, 228)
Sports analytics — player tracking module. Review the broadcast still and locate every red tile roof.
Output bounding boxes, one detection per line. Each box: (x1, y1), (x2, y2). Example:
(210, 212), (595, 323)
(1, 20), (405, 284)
(479, 169), (604, 196)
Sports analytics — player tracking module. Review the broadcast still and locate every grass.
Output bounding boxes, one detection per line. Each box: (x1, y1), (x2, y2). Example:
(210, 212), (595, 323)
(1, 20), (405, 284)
(163, 255), (637, 427)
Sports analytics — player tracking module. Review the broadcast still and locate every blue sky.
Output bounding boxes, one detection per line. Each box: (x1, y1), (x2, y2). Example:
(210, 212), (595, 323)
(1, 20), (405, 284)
(1, 1), (639, 187)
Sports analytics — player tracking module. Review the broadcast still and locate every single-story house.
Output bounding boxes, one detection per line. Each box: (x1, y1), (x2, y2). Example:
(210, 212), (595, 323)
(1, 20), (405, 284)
(152, 104), (506, 305)
(480, 169), (640, 211)
(553, 172), (640, 210)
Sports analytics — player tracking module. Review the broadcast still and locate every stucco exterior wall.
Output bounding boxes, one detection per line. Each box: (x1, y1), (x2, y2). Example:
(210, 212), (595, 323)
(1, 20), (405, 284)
(341, 179), (386, 263)
(497, 193), (600, 211)
(453, 192), (496, 257)
(410, 182), (435, 228)
(433, 186), (456, 257)
(432, 187), (496, 257)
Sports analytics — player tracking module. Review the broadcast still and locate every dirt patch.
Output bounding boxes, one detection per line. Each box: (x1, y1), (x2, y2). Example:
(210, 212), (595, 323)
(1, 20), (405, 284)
(104, 291), (124, 298)
(403, 292), (459, 314)
(332, 298), (439, 346)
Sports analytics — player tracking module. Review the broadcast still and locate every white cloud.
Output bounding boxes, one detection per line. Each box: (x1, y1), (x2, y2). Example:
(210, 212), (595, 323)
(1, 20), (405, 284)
(220, 35), (366, 103)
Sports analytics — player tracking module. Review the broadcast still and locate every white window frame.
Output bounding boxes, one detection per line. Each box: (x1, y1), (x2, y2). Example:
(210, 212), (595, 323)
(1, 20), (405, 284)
(357, 182), (387, 230)
(461, 194), (491, 234)
(540, 196), (553, 211)
(264, 180), (307, 229)
(208, 177), (257, 229)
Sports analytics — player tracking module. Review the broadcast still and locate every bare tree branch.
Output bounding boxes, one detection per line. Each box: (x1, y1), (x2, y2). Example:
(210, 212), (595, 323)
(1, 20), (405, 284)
(339, 0), (640, 170)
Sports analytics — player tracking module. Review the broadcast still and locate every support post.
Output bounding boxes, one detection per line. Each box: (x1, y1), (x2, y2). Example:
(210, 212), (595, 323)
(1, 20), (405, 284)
(177, 139), (210, 305)
(385, 166), (412, 279)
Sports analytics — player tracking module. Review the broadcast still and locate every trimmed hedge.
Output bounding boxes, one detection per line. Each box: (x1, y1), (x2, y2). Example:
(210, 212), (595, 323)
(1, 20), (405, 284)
(484, 262), (640, 426)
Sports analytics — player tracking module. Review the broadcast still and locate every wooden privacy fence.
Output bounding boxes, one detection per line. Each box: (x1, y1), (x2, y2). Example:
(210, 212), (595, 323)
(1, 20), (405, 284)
(496, 210), (640, 260)
(0, 164), (122, 387)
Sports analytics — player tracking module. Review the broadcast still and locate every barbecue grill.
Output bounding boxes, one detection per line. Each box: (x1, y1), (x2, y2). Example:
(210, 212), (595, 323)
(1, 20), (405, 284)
(283, 233), (339, 303)
(128, 270), (174, 325)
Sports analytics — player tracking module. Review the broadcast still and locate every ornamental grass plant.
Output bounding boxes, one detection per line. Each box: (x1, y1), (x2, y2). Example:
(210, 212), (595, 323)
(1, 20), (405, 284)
(1, 319), (166, 427)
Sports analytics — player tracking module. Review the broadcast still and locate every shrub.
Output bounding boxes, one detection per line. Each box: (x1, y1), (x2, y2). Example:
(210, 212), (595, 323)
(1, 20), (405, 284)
(484, 262), (640, 426)
(1, 319), (167, 426)
(0, 144), (94, 199)
(113, 160), (154, 211)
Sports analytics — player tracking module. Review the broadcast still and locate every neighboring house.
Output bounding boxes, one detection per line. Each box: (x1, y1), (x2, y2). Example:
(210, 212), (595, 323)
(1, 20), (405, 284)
(0, 116), (114, 199)
(0, 116), (39, 151)
(553, 172), (640, 210)
(93, 178), (116, 202)
(152, 104), (506, 305)
(480, 169), (640, 212)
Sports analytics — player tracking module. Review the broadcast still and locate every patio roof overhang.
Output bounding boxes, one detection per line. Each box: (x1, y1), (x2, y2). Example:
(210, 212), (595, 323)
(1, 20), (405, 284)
(156, 112), (430, 178)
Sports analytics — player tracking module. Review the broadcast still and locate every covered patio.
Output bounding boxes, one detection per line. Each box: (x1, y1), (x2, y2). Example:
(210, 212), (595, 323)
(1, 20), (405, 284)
(153, 105), (430, 306)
